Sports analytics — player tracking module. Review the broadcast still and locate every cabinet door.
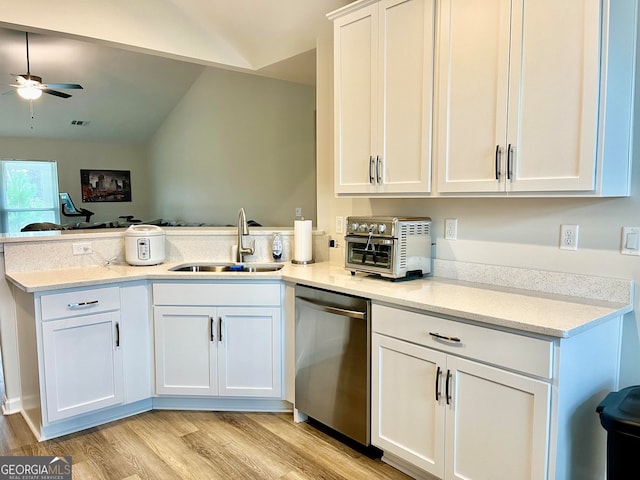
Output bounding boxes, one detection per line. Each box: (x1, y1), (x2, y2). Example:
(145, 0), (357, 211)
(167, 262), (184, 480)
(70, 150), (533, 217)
(334, 4), (378, 194)
(218, 307), (282, 398)
(154, 306), (217, 396)
(372, 334), (446, 477)
(41, 312), (123, 423)
(506, 0), (600, 192)
(376, 0), (434, 194)
(435, 0), (511, 193)
(446, 356), (550, 480)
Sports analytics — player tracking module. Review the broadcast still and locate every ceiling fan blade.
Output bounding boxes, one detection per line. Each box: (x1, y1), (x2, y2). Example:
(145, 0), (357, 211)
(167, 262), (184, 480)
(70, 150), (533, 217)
(43, 89), (72, 99)
(42, 83), (83, 90)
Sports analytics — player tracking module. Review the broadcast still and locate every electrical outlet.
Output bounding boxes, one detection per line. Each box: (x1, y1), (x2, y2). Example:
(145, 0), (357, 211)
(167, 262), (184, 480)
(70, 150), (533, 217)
(560, 224), (579, 251)
(295, 207), (302, 217)
(336, 216), (344, 234)
(72, 242), (92, 255)
(445, 218), (458, 240)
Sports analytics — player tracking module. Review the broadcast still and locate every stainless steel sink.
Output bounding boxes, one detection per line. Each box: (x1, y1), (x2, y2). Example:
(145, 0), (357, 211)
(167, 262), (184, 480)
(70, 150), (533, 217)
(170, 263), (284, 273)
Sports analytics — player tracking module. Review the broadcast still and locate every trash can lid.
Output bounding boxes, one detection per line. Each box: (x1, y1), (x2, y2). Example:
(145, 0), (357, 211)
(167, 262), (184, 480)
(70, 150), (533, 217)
(596, 386), (640, 437)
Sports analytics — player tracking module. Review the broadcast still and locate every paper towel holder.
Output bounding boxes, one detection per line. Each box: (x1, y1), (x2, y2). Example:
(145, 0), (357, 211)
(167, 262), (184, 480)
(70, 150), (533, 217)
(292, 258), (315, 265)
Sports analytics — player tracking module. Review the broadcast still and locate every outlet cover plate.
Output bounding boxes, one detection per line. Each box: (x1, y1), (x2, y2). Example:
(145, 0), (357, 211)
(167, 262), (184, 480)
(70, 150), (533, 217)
(560, 224), (579, 251)
(445, 218), (458, 240)
(72, 242), (92, 255)
(621, 227), (640, 255)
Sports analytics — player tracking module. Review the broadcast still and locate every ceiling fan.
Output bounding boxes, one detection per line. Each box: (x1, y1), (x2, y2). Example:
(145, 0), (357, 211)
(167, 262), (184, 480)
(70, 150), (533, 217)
(9, 32), (83, 100)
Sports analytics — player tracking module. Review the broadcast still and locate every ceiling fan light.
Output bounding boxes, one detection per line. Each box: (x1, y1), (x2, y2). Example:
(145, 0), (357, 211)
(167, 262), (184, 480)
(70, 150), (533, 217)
(17, 86), (42, 100)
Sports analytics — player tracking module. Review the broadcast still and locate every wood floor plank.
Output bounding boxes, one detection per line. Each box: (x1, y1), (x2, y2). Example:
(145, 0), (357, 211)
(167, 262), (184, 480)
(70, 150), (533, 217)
(0, 410), (39, 453)
(247, 413), (409, 480)
(0, 410), (412, 480)
(100, 414), (184, 479)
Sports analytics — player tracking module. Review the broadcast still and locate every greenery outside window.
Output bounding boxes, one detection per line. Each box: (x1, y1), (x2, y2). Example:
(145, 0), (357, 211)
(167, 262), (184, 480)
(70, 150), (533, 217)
(0, 160), (60, 233)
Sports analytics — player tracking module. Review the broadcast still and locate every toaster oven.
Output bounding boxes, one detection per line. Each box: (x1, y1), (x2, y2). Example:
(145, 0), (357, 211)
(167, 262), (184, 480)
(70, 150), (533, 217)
(344, 216), (432, 279)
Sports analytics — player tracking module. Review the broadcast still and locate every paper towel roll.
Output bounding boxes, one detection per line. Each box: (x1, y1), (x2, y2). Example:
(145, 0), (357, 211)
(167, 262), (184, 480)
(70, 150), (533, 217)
(294, 219), (313, 262)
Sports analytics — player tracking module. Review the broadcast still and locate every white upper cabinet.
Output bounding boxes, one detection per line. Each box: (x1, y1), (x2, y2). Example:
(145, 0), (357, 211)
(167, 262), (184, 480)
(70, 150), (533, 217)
(435, 0), (636, 196)
(330, 0), (435, 195)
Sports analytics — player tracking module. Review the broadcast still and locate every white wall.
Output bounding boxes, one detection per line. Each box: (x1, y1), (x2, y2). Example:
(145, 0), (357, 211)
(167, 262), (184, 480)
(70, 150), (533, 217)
(1, 137), (151, 224)
(315, 21), (640, 386)
(149, 67), (317, 227)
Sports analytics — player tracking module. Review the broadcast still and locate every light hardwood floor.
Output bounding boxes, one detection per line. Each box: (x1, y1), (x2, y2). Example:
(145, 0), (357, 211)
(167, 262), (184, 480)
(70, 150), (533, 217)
(0, 409), (412, 479)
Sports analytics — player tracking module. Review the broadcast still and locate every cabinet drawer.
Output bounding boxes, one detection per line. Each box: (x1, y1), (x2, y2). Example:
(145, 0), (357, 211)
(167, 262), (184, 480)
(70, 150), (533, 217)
(153, 282), (281, 306)
(373, 304), (553, 379)
(40, 286), (121, 321)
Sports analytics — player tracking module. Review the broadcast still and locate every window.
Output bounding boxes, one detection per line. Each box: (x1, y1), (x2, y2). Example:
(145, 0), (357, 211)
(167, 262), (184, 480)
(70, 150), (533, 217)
(0, 160), (60, 233)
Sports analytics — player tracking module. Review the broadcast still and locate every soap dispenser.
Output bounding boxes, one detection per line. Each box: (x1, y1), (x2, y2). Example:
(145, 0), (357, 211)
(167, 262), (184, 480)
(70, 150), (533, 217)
(272, 233), (283, 260)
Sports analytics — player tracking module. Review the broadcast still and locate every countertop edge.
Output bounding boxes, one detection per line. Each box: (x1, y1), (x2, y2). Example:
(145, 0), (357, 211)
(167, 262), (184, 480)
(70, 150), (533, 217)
(5, 261), (633, 339)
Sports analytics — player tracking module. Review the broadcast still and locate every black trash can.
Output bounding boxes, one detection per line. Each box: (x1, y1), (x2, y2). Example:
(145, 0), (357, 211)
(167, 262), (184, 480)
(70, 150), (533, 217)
(596, 386), (640, 479)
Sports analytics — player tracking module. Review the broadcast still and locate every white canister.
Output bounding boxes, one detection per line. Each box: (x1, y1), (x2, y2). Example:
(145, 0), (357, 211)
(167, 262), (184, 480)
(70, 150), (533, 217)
(124, 225), (166, 265)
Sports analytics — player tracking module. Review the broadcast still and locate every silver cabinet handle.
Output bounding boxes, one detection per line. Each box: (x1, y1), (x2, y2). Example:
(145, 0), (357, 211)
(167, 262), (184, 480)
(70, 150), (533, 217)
(495, 145), (502, 180)
(67, 300), (99, 309)
(429, 332), (461, 343)
(297, 297), (366, 320)
(446, 369), (452, 405)
(435, 366), (442, 401)
(376, 155), (382, 184)
(507, 143), (514, 180)
(369, 156), (375, 184)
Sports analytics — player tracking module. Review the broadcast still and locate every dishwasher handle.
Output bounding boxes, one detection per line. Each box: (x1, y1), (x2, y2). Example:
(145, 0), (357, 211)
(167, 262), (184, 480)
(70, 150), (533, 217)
(296, 296), (366, 320)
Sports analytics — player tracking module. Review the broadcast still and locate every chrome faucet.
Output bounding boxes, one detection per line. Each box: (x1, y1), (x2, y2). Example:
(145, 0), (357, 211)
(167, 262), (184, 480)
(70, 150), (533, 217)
(236, 207), (255, 263)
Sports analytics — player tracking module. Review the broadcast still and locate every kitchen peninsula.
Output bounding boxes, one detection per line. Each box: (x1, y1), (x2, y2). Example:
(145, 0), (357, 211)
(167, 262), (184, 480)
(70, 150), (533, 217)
(0, 228), (634, 480)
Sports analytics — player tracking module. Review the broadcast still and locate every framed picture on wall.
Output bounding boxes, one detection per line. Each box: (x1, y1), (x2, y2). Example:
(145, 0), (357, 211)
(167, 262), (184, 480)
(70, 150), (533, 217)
(80, 169), (132, 202)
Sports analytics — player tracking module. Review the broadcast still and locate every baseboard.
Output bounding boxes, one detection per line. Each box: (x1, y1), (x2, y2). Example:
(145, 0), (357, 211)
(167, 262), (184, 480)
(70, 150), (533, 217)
(2, 394), (22, 415)
(38, 399), (153, 441)
(152, 396), (292, 412)
(381, 451), (439, 480)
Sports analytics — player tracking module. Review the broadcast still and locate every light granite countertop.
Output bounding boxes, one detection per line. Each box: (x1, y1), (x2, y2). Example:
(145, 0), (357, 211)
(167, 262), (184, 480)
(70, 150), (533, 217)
(5, 260), (632, 339)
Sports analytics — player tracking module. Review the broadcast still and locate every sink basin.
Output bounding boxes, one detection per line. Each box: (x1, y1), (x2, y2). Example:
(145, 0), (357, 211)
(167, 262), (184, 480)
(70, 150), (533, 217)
(170, 263), (284, 273)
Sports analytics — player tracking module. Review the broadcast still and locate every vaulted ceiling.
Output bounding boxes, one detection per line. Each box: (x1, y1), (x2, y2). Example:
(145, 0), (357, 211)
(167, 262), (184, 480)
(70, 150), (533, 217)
(0, 0), (353, 143)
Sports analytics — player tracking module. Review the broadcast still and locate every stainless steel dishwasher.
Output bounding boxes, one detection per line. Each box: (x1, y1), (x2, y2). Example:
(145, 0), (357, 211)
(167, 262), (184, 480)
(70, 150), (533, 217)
(295, 285), (371, 446)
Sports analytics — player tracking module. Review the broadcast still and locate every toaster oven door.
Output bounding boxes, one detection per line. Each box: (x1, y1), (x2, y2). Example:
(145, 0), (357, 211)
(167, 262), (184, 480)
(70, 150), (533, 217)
(345, 236), (395, 272)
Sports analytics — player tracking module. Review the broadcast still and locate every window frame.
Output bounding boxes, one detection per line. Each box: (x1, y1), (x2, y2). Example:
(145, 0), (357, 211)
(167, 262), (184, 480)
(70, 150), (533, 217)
(0, 159), (60, 233)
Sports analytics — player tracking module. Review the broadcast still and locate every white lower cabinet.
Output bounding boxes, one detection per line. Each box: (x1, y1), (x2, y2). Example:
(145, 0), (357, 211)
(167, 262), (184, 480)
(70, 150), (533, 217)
(444, 356), (550, 480)
(154, 306), (218, 395)
(372, 304), (555, 480)
(373, 334), (550, 480)
(42, 310), (123, 422)
(12, 284), (150, 435)
(153, 282), (282, 398)
(372, 303), (623, 480)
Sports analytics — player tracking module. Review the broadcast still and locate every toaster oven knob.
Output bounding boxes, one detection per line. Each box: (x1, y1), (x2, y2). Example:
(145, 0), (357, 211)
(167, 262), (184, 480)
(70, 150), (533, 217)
(369, 224), (377, 233)
(350, 222), (359, 232)
(359, 223), (369, 232)
(378, 224), (386, 234)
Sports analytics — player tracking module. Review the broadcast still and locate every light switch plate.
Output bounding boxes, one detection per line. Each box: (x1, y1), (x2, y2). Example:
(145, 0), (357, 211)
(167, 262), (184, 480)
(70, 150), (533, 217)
(621, 227), (640, 255)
